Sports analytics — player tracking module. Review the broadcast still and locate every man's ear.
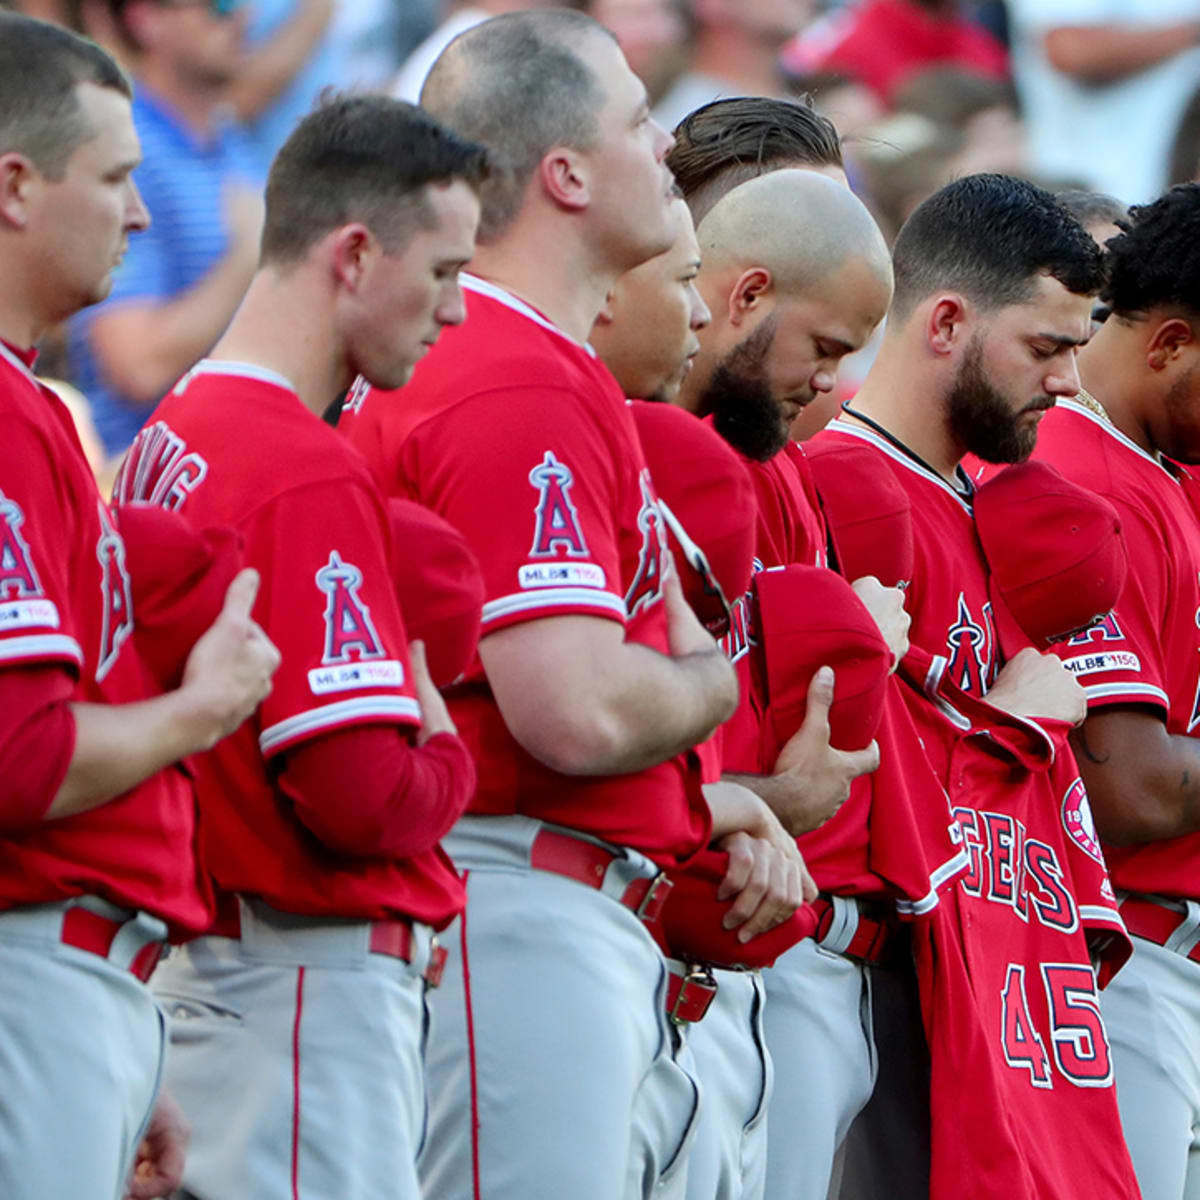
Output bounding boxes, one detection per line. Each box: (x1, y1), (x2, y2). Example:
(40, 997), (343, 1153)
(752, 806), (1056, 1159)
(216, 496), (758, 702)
(0, 153), (36, 231)
(1146, 317), (1194, 371)
(727, 267), (772, 328)
(538, 146), (590, 213)
(926, 293), (969, 357)
(329, 223), (375, 292)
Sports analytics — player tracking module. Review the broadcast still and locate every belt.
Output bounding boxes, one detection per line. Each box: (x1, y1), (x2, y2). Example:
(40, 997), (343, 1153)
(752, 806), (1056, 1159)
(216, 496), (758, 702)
(811, 894), (896, 965)
(529, 829), (673, 926)
(665, 960), (718, 1024)
(60, 904), (165, 983)
(1120, 896), (1200, 965)
(211, 898), (447, 987)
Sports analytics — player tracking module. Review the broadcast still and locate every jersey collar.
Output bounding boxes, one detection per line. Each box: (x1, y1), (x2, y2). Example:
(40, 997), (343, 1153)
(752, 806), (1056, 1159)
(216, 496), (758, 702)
(1056, 396), (1180, 485)
(461, 274), (598, 358)
(0, 339), (38, 379)
(176, 358), (298, 396)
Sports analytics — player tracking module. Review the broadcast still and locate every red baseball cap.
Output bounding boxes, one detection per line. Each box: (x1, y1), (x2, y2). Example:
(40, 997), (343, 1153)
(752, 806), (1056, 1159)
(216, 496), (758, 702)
(756, 564), (891, 757)
(973, 461), (1128, 653)
(631, 401), (755, 636)
(804, 440), (915, 586)
(659, 847), (819, 969)
(114, 503), (242, 691)
(387, 499), (484, 688)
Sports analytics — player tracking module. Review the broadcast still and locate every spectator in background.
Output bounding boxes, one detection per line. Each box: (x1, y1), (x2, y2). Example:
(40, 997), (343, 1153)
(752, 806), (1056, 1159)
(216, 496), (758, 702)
(1170, 83), (1200, 187)
(781, 0), (1008, 106)
(1057, 189), (1126, 335)
(68, 0), (263, 458)
(585, 0), (690, 103)
(1006, 0), (1200, 203)
(652, 0), (814, 131)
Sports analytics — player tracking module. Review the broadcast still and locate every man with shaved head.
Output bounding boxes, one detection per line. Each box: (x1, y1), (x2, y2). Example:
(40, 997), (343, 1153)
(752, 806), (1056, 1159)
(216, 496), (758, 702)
(341, 11), (807, 1200)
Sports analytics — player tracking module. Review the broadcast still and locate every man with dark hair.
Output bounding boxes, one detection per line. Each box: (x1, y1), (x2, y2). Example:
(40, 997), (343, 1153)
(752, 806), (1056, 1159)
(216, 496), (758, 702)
(1019, 183), (1200, 1200)
(114, 93), (485, 1200)
(0, 14), (279, 1199)
(815, 174), (1142, 1199)
(66, 0), (263, 458)
(668, 95), (846, 224)
(342, 11), (802, 1198)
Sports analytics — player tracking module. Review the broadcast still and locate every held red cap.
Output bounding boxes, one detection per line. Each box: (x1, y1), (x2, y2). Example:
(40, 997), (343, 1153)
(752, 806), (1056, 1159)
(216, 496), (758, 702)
(660, 847), (819, 969)
(114, 503), (242, 691)
(387, 499), (484, 688)
(631, 401), (756, 636)
(973, 460), (1128, 652)
(804, 440), (915, 586)
(755, 564), (891, 758)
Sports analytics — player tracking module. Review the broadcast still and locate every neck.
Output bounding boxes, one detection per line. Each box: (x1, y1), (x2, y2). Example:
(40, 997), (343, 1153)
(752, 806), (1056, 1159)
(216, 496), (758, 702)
(0, 277), (42, 351)
(1077, 323), (1156, 454)
(469, 221), (618, 344)
(208, 269), (350, 417)
(139, 64), (224, 138)
(844, 336), (964, 481)
(691, 24), (782, 95)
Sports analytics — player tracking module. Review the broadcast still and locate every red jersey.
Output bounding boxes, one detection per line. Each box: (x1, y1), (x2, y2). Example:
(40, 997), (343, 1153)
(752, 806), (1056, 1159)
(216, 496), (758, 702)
(0, 341), (206, 931)
(115, 361), (462, 926)
(1031, 397), (1200, 901)
(340, 276), (710, 866)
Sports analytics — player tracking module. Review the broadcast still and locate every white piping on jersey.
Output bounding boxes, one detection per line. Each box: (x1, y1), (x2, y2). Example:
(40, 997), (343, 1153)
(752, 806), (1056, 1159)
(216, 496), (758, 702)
(1082, 681), (1170, 706)
(894, 844), (973, 916)
(0, 633), (84, 666)
(176, 359), (297, 395)
(0, 339), (38, 385)
(1057, 397), (1180, 485)
(922, 655), (972, 731)
(461, 274), (598, 358)
(259, 695), (422, 755)
(827, 418), (975, 515)
(481, 587), (627, 626)
(1079, 904), (1126, 928)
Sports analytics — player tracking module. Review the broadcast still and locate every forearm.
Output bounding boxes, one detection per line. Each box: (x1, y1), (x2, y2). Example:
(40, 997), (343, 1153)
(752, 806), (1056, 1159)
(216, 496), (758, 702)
(91, 255), (255, 405)
(723, 771), (828, 836)
(1044, 22), (1200, 84)
(279, 727), (477, 857)
(1070, 718), (1200, 844)
(228, 0), (333, 120)
(49, 691), (227, 820)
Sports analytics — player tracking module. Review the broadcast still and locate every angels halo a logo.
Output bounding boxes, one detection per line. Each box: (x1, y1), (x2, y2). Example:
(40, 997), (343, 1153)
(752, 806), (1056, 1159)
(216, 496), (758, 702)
(1062, 777), (1104, 865)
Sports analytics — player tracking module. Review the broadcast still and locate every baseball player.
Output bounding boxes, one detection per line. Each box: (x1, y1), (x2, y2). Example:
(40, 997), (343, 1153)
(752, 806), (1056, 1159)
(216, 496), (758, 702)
(0, 16), (278, 1199)
(812, 174), (1140, 1197)
(340, 14), (805, 1199)
(1012, 184), (1200, 1200)
(112, 95), (486, 1199)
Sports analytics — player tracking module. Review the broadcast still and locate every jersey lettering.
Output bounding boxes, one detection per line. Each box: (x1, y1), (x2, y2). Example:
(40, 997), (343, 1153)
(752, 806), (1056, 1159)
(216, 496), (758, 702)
(624, 471), (667, 619)
(315, 552), (384, 664)
(95, 502), (134, 680)
(1190, 585), (1200, 731)
(946, 593), (994, 694)
(341, 375), (372, 417)
(1067, 611), (1124, 646)
(0, 489), (42, 598)
(953, 808), (1077, 932)
(528, 452), (589, 558)
(718, 558), (763, 665)
(114, 420), (209, 513)
(1040, 963), (1114, 1087)
(1000, 963), (1053, 1089)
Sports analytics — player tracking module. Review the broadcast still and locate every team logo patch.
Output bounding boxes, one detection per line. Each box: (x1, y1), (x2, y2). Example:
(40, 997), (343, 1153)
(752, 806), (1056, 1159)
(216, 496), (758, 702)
(95, 502), (134, 680)
(945, 593), (994, 695)
(315, 552), (385, 665)
(624, 470), (668, 619)
(1067, 611), (1124, 646)
(1062, 777), (1105, 866)
(518, 563), (606, 590)
(0, 489), (43, 600)
(528, 452), (589, 558)
(307, 659), (404, 695)
(1061, 651), (1141, 676)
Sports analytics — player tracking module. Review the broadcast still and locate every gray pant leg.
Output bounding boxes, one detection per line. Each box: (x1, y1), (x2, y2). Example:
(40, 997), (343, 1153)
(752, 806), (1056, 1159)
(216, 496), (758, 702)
(0, 938), (163, 1200)
(1102, 938), (1200, 1200)
(762, 940), (876, 1200)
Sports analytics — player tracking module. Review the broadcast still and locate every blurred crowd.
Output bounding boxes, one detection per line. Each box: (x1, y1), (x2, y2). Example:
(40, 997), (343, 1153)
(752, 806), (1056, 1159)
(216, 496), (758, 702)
(8, 0), (1200, 478)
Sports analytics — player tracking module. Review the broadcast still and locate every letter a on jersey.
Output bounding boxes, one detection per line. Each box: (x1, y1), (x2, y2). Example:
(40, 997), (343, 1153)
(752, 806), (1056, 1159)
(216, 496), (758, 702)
(96, 502), (135, 680)
(528, 452), (589, 558)
(315, 552), (384, 663)
(946, 593), (992, 694)
(0, 490), (42, 598)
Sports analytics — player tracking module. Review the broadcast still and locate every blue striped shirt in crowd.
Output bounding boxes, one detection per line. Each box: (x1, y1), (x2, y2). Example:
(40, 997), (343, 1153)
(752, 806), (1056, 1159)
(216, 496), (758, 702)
(67, 87), (262, 457)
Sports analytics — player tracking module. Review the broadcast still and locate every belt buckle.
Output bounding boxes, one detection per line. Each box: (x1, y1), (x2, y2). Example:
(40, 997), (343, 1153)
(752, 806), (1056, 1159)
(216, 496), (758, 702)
(669, 963), (716, 1025)
(423, 938), (448, 989)
(635, 873), (673, 924)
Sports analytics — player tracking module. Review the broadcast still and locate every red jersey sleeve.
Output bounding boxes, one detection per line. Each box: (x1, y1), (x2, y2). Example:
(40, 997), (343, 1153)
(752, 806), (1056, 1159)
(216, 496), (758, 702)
(1051, 499), (1170, 717)
(404, 388), (629, 636)
(248, 479), (421, 758)
(0, 419), (87, 673)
